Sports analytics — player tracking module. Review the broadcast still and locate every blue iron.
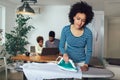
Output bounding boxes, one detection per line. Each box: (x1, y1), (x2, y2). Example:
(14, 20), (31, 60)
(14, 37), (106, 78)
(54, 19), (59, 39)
(56, 56), (78, 72)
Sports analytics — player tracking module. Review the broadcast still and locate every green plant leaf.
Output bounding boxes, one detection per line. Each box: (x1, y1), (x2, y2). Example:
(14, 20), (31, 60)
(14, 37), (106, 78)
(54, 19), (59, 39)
(5, 14), (35, 56)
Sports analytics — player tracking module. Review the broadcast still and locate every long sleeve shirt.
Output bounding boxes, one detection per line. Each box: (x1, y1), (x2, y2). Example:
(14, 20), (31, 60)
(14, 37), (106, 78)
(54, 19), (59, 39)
(35, 44), (43, 55)
(59, 25), (93, 64)
(45, 39), (60, 48)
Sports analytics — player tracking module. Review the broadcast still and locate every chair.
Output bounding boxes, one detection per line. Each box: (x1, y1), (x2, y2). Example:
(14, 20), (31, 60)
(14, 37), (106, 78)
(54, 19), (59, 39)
(0, 57), (7, 80)
(30, 46), (35, 53)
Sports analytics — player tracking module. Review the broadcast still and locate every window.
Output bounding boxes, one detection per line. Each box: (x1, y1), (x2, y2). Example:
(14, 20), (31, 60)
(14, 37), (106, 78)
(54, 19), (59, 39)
(0, 5), (5, 45)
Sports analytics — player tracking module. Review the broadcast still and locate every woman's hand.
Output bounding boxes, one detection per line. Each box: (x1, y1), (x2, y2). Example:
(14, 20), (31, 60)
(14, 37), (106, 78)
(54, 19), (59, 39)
(63, 53), (69, 63)
(80, 64), (88, 71)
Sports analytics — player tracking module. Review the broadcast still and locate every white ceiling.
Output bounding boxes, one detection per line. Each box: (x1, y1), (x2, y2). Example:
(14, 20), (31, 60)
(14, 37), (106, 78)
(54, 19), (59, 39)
(6, 0), (120, 17)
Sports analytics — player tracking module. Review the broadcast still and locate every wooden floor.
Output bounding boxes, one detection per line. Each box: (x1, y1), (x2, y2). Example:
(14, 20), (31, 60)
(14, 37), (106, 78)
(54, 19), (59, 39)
(0, 70), (23, 80)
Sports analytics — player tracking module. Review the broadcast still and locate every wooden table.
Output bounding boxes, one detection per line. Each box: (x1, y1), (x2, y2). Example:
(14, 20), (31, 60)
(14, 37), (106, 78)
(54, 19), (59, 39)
(11, 55), (104, 68)
(11, 54), (59, 62)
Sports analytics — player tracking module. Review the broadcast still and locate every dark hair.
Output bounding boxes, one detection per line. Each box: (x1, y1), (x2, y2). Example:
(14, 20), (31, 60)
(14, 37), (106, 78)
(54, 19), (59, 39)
(49, 31), (55, 37)
(36, 36), (43, 43)
(69, 1), (94, 26)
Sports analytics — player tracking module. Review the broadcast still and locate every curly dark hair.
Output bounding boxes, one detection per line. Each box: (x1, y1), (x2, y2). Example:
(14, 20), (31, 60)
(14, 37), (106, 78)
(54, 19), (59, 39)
(36, 36), (43, 43)
(69, 1), (94, 26)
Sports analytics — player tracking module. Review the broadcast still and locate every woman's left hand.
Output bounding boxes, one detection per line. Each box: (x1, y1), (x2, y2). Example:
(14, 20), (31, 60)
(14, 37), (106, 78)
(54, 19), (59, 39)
(80, 64), (88, 71)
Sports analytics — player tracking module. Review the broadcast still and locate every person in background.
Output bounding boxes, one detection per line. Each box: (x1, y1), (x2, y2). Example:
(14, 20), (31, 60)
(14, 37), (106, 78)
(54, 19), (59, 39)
(45, 31), (60, 48)
(35, 36), (44, 55)
(59, 1), (94, 71)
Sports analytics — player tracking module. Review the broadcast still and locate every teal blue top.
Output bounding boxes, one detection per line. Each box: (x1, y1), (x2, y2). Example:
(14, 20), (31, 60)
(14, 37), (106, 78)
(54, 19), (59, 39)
(59, 25), (93, 64)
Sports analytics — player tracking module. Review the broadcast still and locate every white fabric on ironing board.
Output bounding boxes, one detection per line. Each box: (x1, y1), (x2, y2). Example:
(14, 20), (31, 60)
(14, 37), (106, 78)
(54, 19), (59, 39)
(21, 62), (82, 80)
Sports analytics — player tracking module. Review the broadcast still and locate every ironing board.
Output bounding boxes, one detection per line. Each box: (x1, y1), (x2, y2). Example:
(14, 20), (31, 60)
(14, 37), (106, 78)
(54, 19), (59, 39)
(82, 67), (114, 78)
(16, 62), (114, 80)
(21, 62), (82, 80)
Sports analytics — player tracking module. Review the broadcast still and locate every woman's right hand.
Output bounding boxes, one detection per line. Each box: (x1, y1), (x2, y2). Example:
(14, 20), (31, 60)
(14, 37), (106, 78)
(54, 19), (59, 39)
(80, 64), (88, 72)
(63, 53), (69, 63)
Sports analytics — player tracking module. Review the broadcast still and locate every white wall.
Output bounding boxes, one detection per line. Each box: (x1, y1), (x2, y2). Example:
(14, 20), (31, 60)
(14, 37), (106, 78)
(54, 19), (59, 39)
(26, 5), (70, 51)
(0, 1), (16, 44)
(0, 1), (16, 57)
(0, 7), (2, 28)
(107, 17), (120, 58)
(0, 0), (16, 33)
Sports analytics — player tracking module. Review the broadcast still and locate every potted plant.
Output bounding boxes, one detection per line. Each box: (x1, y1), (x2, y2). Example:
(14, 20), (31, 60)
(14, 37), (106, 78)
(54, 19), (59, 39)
(5, 14), (35, 56)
